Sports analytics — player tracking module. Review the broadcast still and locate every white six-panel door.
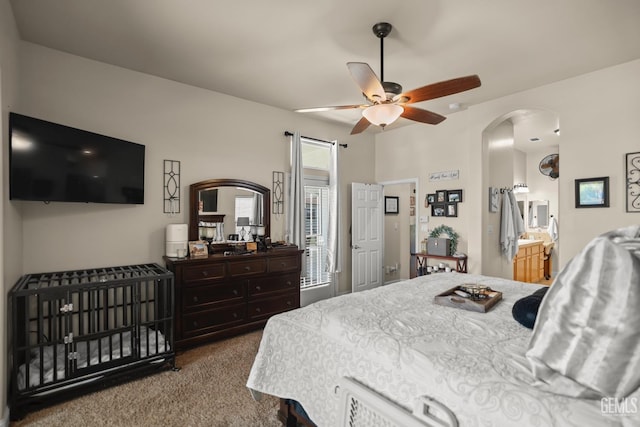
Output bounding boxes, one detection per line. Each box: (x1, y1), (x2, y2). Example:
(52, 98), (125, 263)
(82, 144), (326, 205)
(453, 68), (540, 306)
(351, 183), (383, 293)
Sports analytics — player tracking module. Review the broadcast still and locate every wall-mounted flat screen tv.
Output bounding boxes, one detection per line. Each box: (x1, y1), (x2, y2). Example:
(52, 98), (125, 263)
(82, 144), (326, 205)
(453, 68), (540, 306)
(9, 113), (145, 204)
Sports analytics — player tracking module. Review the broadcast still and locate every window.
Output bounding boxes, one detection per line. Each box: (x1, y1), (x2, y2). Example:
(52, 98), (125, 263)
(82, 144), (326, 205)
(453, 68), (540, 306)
(301, 140), (331, 289)
(234, 196), (254, 238)
(303, 181), (330, 288)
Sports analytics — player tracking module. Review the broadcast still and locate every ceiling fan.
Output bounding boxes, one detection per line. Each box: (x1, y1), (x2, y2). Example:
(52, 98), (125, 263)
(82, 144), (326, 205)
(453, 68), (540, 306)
(295, 22), (482, 135)
(539, 154), (559, 179)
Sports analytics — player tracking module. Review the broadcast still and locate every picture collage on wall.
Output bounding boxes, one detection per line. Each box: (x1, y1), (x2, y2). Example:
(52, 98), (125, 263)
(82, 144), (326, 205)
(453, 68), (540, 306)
(425, 189), (463, 217)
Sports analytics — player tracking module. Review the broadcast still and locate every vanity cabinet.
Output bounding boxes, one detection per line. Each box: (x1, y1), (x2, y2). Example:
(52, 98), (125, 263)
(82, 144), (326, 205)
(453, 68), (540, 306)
(165, 248), (302, 350)
(513, 240), (545, 283)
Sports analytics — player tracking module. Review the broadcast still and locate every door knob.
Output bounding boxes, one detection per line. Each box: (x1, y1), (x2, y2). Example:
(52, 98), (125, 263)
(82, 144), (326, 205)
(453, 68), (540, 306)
(352, 245), (361, 249)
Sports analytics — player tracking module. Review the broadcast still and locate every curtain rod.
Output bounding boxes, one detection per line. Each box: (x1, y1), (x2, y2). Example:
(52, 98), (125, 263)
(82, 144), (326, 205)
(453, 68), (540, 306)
(284, 131), (347, 148)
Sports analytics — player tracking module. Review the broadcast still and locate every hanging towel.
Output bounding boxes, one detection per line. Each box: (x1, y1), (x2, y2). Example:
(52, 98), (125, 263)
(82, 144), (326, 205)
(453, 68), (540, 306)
(508, 190), (525, 238)
(500, 191), (516, 259)
(547, 216), (559, 241)
(500, 190), (525, 260)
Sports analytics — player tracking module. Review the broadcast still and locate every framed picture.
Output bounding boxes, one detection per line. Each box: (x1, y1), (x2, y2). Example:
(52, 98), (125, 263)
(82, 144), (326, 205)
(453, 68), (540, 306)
(410, 206), (415, 216)
(385, 196), (399, 214)
(188, 240), (209, 258)
(436, 190), (447, 203)
(410, 195), (416, 206)
(626, 152), (640, 212)
(431, 203), (446, 217)
(447, 190), (463, 203)
(489, 187), (500, 213)
(426, 193), (436, 207)
(575, 177), (610, 208)
(446, 202), (458, 217)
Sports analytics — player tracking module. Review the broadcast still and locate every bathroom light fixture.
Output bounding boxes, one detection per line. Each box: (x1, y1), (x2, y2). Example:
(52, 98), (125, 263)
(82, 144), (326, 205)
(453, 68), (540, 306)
(513, 183), (530, 193)
(362, 104), (404, 129)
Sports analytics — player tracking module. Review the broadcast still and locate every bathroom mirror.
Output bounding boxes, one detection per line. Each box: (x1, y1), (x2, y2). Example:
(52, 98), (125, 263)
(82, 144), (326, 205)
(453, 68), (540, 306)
(528, 200), (549, 228)
(189, 179), (270, 241)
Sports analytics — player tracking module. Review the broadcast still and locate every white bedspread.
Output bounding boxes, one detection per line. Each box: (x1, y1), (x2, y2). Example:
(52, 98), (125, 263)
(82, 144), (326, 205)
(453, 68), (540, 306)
(247, 273), (638, 427)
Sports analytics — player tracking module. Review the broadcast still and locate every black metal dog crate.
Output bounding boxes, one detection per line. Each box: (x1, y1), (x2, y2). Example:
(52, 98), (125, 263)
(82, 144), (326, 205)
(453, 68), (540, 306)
(9, 263), (175, 420)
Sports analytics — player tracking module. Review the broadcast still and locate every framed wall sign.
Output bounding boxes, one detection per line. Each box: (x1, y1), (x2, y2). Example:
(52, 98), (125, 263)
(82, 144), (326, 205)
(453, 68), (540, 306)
(626, 152), (640, 212)
(385, 196), (399, 214)
(575, 177), (610, 208)
(489, 187), (500, 213)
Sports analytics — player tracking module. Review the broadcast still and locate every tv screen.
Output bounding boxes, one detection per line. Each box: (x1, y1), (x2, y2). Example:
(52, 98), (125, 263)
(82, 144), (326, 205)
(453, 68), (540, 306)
(9, 113), (145, 204)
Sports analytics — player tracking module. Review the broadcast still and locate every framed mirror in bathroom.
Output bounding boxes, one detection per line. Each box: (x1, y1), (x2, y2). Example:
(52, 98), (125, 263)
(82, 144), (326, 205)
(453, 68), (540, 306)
(528, 200), (549, 228)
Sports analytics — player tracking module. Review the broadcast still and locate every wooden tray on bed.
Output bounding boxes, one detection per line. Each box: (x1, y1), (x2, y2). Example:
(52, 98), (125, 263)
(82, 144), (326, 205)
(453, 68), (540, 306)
(434, 285), (502, 313)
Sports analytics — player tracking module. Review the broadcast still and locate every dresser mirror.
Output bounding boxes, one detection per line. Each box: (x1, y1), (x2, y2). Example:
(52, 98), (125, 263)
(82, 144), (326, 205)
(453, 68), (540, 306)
(188, 179), (270, 242)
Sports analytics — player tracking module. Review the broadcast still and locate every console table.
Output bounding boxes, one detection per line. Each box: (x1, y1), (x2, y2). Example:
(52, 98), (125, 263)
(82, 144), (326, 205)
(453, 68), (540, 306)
(164, 248), (303, 350)
(413, 252), (468, 273)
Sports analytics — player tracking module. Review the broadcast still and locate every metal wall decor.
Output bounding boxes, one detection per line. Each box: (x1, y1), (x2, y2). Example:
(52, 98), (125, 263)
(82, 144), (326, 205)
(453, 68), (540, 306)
(627, 152), (640, 212)
(164, 160), (181, 214)
(272, 171), (284, 214)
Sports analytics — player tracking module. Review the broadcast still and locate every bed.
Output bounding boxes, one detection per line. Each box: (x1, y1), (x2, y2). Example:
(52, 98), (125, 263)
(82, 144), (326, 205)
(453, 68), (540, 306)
(247, 271), (639, 427)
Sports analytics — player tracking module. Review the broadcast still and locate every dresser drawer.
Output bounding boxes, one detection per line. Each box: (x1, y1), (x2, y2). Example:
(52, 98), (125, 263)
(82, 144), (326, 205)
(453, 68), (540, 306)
(248, 273), (299, 297)
(268, 255), (301, 273)
(182, 304), (246, 337)
(228, 259), (267, 277)
(248, 293), (299, 321)
(182, 263), (226, 285)
(182, 282), (245, 312)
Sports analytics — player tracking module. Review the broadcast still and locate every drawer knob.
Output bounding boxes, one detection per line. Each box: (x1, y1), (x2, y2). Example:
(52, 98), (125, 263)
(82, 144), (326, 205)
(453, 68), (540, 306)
(255, 307), (261, 313)
(281, 262), (286, 267)
(232, 289), (239, 296)
(201, 271), (209, 277)
(255, 285), (262, 291)
(233, 312), (238, 318)
(193, 296), (199, 303)
(286, 300), (292, 306)
(286, 281), (292, 286)
(244, 266), (251, 271)
(193, 321), (198, 327)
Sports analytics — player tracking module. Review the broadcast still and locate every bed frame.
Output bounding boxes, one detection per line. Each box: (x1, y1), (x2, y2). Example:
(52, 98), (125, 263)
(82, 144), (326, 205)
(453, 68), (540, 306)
(8, 263), (176, 420)
(278, 398), (317, 427)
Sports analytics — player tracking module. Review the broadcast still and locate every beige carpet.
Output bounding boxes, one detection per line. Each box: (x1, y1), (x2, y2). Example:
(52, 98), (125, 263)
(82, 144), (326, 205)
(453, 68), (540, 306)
(11, 330), (281, 427)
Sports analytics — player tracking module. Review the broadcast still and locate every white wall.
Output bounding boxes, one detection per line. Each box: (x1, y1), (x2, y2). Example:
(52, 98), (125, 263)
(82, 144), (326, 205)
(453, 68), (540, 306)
(13, 42), (376, 290)
(376, 59), (640, 275)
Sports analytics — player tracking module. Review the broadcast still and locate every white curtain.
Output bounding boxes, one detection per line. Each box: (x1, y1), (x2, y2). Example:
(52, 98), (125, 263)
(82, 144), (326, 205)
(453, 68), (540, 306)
(287, 132), (306, 274)
(326, 141), (341, 291)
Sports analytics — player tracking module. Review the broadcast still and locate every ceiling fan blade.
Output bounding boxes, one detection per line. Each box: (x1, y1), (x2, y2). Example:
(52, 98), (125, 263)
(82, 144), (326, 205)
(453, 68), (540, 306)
(397, 75), (481, 104)
(295, 104), (366, 113)
(350, 116), (371, 135)
(347, 62), (386, 103)
(401, 106), (446, 125)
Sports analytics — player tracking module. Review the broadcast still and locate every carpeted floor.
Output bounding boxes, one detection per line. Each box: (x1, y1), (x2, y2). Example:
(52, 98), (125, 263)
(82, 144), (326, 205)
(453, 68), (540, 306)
(10, 330), (281, 427)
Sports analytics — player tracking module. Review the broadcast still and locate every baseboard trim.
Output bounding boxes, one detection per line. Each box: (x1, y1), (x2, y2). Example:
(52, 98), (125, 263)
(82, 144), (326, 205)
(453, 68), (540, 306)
(1, 406), (10, 427)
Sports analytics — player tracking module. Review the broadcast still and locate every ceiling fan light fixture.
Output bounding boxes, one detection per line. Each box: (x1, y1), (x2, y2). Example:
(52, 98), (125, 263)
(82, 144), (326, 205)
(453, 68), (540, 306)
(362, 103), (404, 128)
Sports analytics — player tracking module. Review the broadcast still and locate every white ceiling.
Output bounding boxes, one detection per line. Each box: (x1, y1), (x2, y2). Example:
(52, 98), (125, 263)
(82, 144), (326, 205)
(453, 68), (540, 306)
(9, 0), (640, 134)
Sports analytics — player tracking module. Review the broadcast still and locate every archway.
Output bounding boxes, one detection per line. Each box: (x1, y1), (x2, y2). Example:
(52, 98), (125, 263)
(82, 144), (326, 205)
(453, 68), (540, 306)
(481, 108), (560, 280)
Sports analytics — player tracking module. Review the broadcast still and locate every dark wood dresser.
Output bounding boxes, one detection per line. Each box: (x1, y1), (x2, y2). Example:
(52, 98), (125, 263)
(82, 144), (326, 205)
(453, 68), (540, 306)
(164, 248), (303, 350)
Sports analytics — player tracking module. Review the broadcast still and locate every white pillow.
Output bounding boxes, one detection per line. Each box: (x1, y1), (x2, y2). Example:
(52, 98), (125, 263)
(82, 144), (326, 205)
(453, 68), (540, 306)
(526, 225), (640, 398)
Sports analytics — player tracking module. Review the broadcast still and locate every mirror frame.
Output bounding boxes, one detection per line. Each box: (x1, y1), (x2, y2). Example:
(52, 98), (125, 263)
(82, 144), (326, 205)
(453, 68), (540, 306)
(189, 178), (270, 241)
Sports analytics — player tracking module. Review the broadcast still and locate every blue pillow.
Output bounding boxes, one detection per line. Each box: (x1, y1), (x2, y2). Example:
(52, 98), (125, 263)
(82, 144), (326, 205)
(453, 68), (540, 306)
(512, 287), (548, 329)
